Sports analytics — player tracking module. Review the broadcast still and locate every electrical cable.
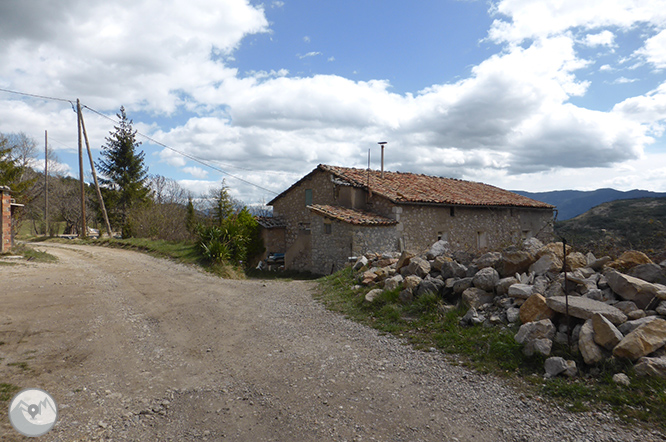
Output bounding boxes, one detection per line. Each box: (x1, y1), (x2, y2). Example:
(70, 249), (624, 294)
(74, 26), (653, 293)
(81, 105), (278, 195)
(0, 87), (74, 104)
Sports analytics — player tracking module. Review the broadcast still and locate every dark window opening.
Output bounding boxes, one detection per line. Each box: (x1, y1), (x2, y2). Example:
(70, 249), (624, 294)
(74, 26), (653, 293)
(450, 207), (455, 217)
(305, 189), (313, 206)
(324, 223), (332, 234)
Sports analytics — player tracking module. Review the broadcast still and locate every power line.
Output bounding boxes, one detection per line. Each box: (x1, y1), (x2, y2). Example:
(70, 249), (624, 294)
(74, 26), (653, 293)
(81, 105), (278, 195)
(0, 87), (74, 105)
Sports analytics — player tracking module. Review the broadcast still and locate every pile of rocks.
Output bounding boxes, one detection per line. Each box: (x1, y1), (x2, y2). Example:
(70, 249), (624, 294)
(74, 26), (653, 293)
(354, 238), (666, 380)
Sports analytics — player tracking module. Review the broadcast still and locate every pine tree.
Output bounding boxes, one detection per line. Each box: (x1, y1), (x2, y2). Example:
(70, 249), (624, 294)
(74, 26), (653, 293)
(96, 106), (149, 235)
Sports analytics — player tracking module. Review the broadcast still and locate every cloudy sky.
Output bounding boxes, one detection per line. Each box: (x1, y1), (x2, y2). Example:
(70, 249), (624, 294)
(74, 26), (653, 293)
(1, 0), (665, 205)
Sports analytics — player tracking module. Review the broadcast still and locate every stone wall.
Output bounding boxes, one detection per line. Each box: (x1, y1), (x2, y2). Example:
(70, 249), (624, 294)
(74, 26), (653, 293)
(260, 227), (286, 260)
(397, 205), (553, 255)
(1, 186), (12, 252)
(310, 213), (400, 275)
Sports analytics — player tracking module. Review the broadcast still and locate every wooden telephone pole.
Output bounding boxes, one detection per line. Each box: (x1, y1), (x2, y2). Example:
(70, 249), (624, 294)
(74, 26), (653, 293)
(77, 99), (87, 238)
(44, 130), (49, 236)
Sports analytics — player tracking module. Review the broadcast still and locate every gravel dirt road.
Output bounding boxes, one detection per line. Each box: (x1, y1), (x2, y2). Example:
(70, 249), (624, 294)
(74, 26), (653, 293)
(0, 243), (662, 441)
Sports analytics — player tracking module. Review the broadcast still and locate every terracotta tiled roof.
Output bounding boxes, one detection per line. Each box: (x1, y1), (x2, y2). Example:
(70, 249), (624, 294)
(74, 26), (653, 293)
(319, 165), (554, 209)
(256, 216), (286, 229)
(308, 204), (398, 226)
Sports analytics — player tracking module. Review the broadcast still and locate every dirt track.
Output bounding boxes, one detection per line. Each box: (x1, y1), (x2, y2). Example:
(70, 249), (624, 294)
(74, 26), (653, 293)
(0, 243), (662, 441)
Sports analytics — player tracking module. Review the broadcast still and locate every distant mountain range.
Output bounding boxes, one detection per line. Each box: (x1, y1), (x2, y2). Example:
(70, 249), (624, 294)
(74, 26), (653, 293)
(512, 188), (666, 220)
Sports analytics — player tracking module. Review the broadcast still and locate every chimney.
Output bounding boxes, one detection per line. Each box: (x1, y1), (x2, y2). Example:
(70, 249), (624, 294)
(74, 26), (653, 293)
(378, 142), (387, 178)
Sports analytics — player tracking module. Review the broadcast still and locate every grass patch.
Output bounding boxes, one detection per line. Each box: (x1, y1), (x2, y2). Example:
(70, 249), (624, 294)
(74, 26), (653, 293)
(0, 383), (20, 401)
(316, 268), (666, 431)
(2, 243), (58, 263)
(7, 361), (30, 371)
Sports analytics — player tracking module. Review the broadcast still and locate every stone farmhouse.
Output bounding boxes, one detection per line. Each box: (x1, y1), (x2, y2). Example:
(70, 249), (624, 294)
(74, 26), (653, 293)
(265, 164), (555, 275)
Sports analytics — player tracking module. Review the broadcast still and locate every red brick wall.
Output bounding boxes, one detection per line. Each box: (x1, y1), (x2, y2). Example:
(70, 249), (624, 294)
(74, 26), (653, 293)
(1, 187), (11, 253)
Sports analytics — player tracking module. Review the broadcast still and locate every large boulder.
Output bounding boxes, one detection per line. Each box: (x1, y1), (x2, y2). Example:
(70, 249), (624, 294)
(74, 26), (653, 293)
(628, 263), (666, 285)
(529, 253), (562, 276)
(522, 237), (544, 256)
(579, 319), (605, 365)
(426, 240), (450, 260)
(496, 276), (519, 297)
(497, 249), (535, 277)
(613, 319), (666, 360)
(591, 313), (624, 350)
(402, 257), (431, 278)
(508, 283), (534, 300)
(566, 252), (588, 271)
(546, 296), (627, 325)
(416, 279), (441, 297)
(515, 319), (555, 356)
(618, 316), (661, 336)
(520, 294), (555, 324)
(364, 289), (383, 303)
(604, 268), (666, 309)
(634, 356), (666, 378)
(608, 250), (653, 271)
(383, 274), (404, 292)
(452, 277), (474, 295)
(473, 267), (500, 292)
(353, 255), (369, 271)
(474, 252), (502, 269)
(537, 242), (571, 261)
(403, 275), (422, 292)
(433, 257), (467, 279)
(462, 287), (495, 309)
(396, 251), (415, 271)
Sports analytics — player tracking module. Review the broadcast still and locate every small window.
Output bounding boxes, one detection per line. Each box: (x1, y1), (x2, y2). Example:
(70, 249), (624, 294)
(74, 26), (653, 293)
(450, 207), (455, 217)
(477, 231), (488, 249)
(324, 223), (332, 234)
(305, 189), (313, 206)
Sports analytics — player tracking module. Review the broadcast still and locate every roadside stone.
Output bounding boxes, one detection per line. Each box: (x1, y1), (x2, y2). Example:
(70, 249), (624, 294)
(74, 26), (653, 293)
(396, 251), (415, 271)
(460, 307), (485, 326)
(563, 360), (577, 377)
(416, 279), (440, 297)
(515, 319), (555, 356)
(508, 284), (533, 299)
(399, 289), (413, 304)
(544, 356), (568, 378)
(364, 289), (383, 303)
(435, 259), (467, 279)
(546, 296), (627, 325)
(506, 307), (521, 323)
(361, 271), (378, 285)
(426, 240), (450, 260)
(498, 249), (535, 277)
(634, 356), (666, 378)
(537, 242), (571, 261)
(474, 252), (502, 269)
(462, 287), (495, 310)
(657, 301), (666, 316)
(579, 319), (605, 365)
(613, 318), (666, 360)
(496, 276), (518, 297)
(529, 253), (562, 276)
(545, 278), (565, 298)
(383, 275), (403, 292)
(609, 250), (653, 271)
(605, 268), (666, 309)
(353, 256), (368, 271)
(614, 301), (639, 315)
(618, 316), (660, 335)
(473, 267), (500, 292)
(522, 237), (544, 255)
(403, 275), (422, 291)
(612, 373), (631, 386)
(566, 252), (588, 271)
(628, 263), (666, 285)
(627, 310), (647, 320)
(591, 313), (624, 350)
(403, 257), (431, 278)
(588, 256), (612, 271)
(452, 277), (474, 295)
(520, 294), (555, 324)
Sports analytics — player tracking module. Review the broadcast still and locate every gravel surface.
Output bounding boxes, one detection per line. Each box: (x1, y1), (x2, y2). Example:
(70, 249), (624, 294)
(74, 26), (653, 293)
(0, 243), (663, 441)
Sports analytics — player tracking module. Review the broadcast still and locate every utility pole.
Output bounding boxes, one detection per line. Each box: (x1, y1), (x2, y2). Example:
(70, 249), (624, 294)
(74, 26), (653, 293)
(77, 99), (87, 238)
(44, 130), (49, 236)
(79, 108), (113, 237)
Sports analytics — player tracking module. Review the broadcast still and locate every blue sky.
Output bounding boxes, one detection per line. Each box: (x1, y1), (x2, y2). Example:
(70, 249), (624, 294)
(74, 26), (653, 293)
(1, 0), (665, 206)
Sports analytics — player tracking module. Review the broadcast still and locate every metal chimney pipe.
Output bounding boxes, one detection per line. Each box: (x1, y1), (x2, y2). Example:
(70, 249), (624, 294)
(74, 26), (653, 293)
(378, 142), (387, 178)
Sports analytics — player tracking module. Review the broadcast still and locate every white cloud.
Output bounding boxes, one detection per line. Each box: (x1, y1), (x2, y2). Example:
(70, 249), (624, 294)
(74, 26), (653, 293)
(614, 81), (666, 135)
(599, 64), (614, 72)
(583, 30), (615, 47)
(298, 51), (322, 59)
(183, 166), (209, 179)
(612, 76), (638, 84)
(635, 29), (666, 69)
(303, 36), (311, 43)
(489, 0), (666, 43)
